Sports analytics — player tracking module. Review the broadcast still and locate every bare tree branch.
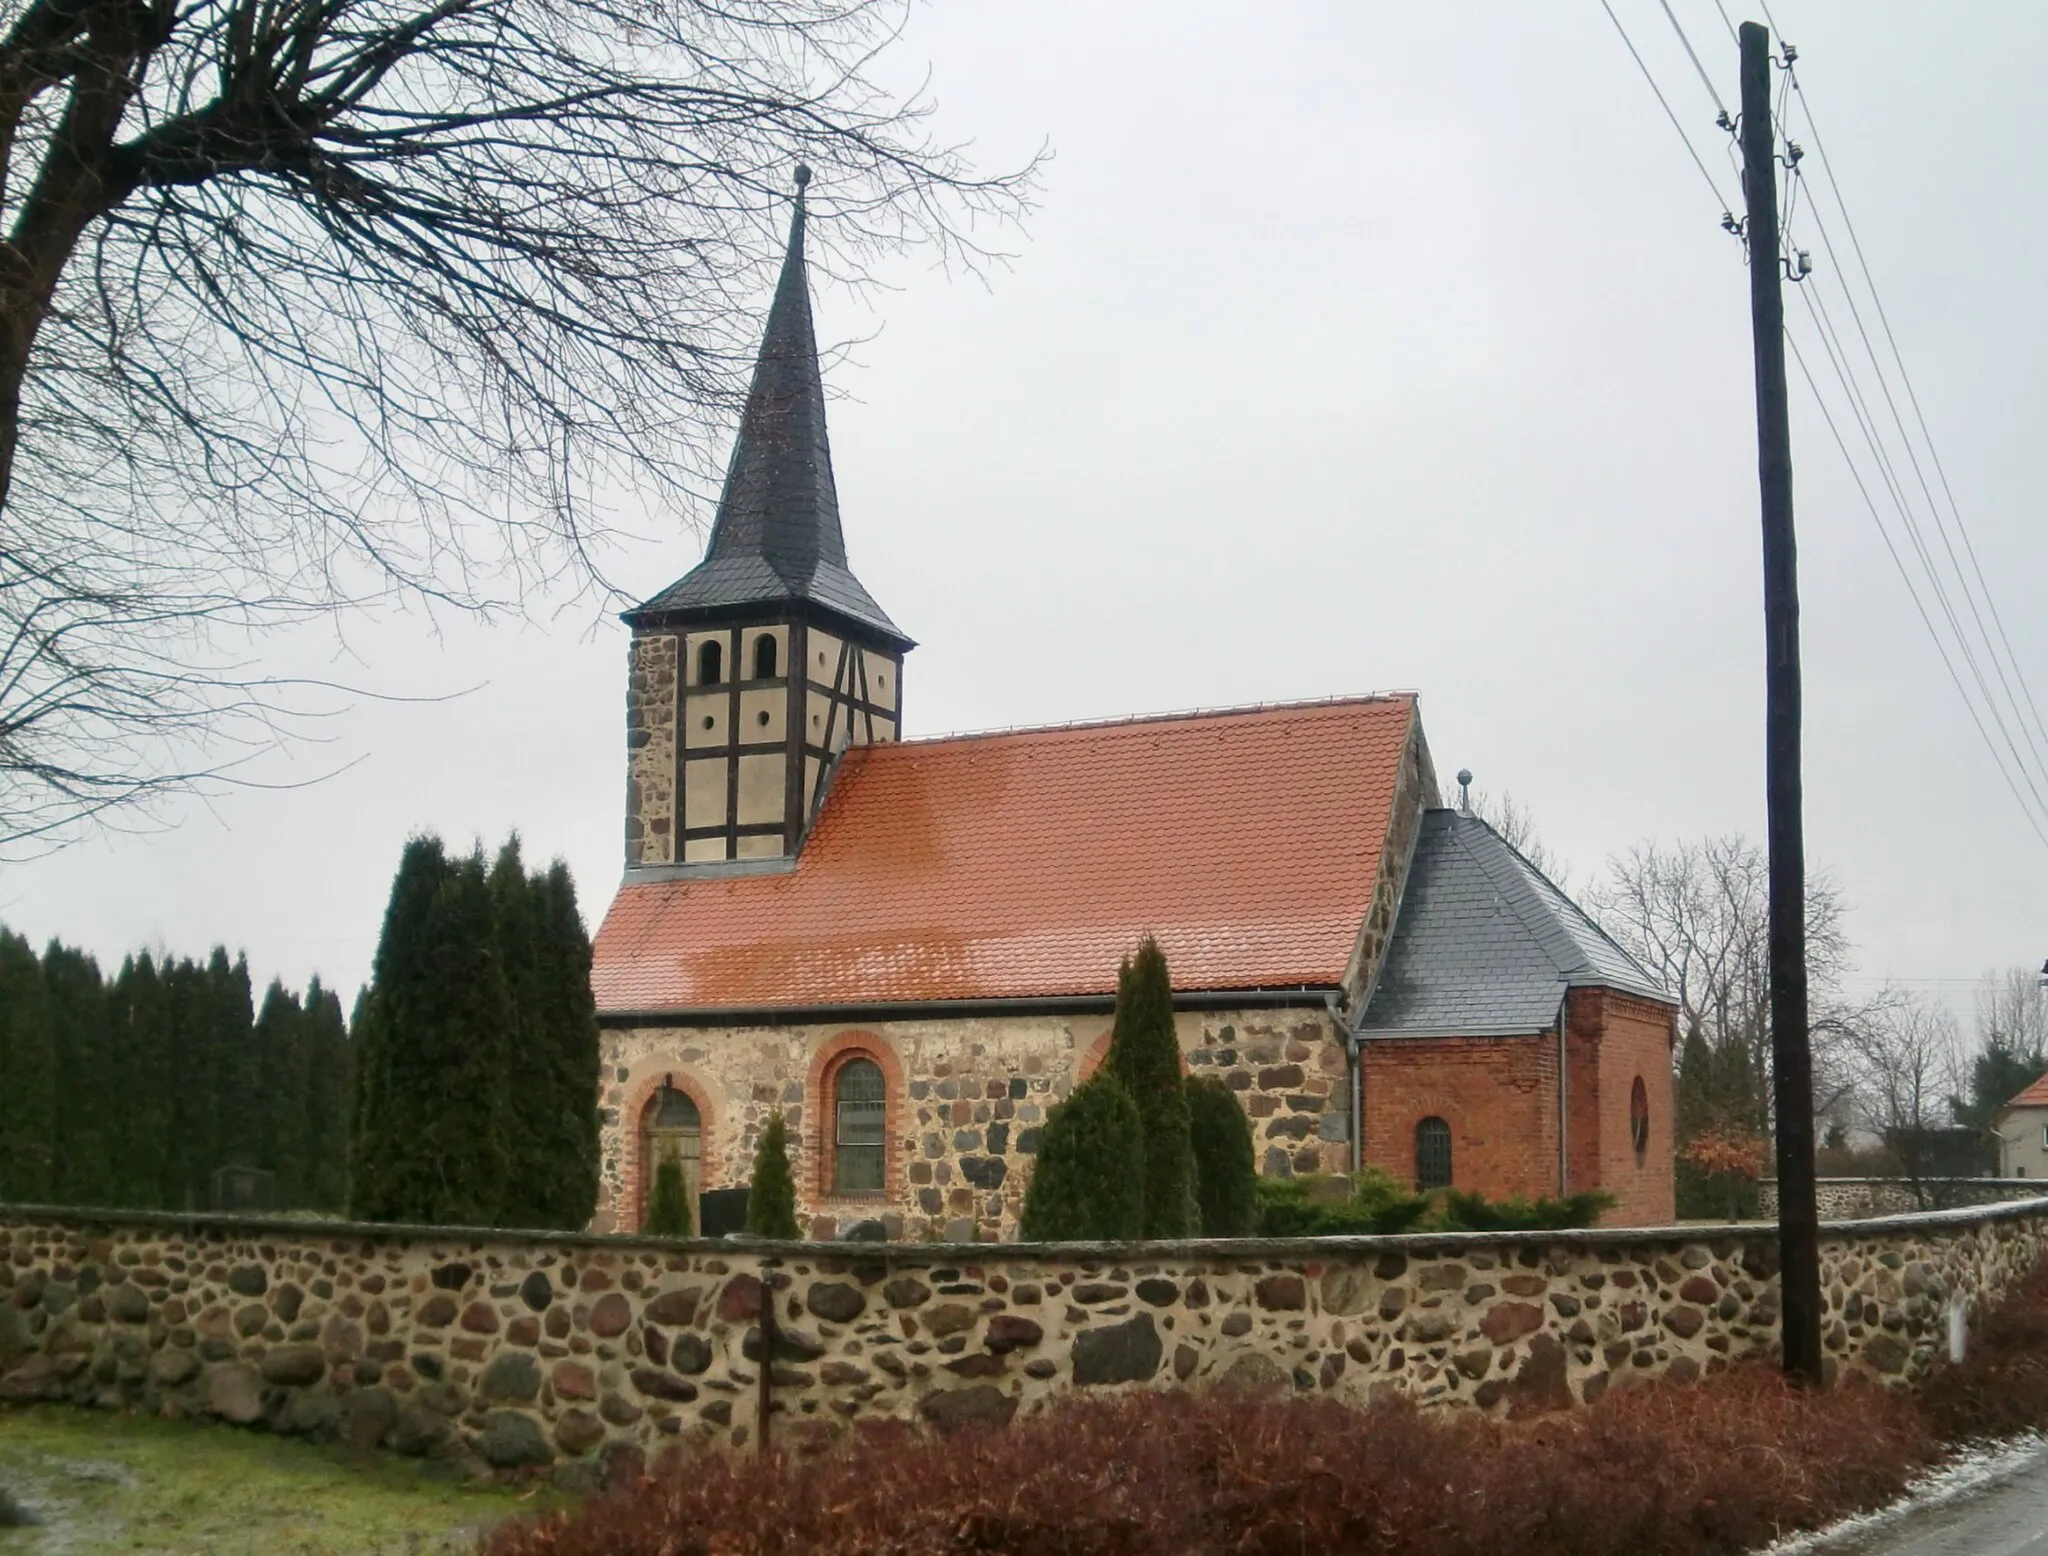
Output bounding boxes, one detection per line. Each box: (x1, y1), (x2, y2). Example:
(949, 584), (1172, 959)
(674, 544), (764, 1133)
(0, 0), (1036, 849)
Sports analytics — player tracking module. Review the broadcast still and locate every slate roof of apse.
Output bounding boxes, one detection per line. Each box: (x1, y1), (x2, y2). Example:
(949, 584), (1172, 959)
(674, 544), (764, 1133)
(1354, 808), (1669, 1039)
(623, 191), (909, 647)
(2003, 1074), (2048, 1110)
(591, 696), (1418, 1012)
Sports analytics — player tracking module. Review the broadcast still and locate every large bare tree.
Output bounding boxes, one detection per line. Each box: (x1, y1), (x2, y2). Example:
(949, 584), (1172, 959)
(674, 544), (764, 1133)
(1587, 834), (1877, 1137)
(1840, 994), (1966, 1206)
(0, 0), (1030, 850)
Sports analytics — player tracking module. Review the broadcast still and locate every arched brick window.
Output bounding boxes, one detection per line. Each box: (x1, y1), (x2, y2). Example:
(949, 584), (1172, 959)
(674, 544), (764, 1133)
(832, 1056), (886, 1194)
(1630, 1076), (1650, 1158)
(640, 1083), (702, 1222)
(1414, 1116), (1453, 1191)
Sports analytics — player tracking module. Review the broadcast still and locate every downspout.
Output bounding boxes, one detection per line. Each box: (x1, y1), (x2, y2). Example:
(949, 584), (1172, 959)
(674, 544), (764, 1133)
(1325, 991), (1361, 1175)
(1557, 992), (1570, 1197)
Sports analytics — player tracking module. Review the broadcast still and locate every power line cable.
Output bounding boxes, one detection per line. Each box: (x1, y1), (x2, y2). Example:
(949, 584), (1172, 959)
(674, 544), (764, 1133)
(1596, 2), (2048, 849)
(1797, 266), (2048, 810)
(1704, 3), (2048, 828)
(1657, 0), (1731, 120)
(1786, 330), (2048, 848)
(1775, 50), (2048, 762)
(1795, 275), (2048, 831)
(1598, 0), (1736, 214)
(1786, 166), (2048, 792)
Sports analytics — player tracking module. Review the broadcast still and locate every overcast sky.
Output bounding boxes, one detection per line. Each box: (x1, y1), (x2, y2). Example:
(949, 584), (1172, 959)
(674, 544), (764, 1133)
(7, 0), (2045, 1022)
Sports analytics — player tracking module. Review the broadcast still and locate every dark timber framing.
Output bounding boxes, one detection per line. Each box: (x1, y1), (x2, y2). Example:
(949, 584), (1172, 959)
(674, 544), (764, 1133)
(651, 603), (904, 863)
(618, 166), (911, 867)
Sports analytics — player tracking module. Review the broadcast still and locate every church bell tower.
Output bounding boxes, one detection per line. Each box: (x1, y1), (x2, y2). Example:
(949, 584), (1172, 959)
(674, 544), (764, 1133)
(621, 167), (913, 868)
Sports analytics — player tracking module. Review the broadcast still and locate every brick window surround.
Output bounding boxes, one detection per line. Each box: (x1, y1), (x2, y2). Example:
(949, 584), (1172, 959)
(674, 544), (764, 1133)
(1076, 1026), (1191, 1086)
(618, 1066), (719, 1234)
(806, 1031), (906, 1207)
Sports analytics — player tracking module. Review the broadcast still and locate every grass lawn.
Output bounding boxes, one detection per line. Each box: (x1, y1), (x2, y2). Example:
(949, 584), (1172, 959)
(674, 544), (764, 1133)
(0, 1405), (559, 1555)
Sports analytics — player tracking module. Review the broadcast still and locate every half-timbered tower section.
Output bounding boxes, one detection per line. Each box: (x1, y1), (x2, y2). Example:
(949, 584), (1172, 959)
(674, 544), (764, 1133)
(621, 172), (911, 867)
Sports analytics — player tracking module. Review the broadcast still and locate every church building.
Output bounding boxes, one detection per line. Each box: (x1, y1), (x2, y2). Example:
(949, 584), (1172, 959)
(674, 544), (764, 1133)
(590, 180), (1676, 1239)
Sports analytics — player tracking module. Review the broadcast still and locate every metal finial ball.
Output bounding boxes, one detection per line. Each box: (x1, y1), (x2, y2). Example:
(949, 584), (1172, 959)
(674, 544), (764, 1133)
(1456, 768), (1473, 788)
(793, 163), (812, 190)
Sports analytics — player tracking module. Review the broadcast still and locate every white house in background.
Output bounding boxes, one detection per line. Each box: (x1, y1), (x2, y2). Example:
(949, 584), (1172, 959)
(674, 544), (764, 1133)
(1994, 1073), (2048, 1178)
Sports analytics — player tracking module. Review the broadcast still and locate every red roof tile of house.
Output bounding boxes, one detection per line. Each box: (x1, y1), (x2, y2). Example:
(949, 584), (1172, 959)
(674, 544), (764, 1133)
(2005, 1073), (2048, 1110)
(591, 695), (1418, 1012)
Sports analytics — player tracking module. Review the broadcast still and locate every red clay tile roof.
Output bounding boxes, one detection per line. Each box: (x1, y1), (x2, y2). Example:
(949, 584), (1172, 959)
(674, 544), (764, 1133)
(2005, 1073), (2048, 1110)
(592, 696), (1418, 1012)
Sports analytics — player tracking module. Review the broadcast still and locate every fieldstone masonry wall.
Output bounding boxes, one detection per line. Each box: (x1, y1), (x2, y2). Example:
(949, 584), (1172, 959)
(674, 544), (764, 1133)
(1758, 1178), (2044, 1219)
(623, 635), (679, 867)
(5, 1201), (2046, 1491)
(599, 1007), (1349, 1241)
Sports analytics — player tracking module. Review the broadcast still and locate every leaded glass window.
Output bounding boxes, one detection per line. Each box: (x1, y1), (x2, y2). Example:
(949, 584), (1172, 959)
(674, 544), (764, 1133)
(834, 1057), (886, 1195)
(1415, 1116), (1453, 1191)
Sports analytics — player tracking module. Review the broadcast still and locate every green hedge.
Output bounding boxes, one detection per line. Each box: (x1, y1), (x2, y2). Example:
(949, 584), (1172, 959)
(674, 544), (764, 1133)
(1254, 1172), (1614, 1236)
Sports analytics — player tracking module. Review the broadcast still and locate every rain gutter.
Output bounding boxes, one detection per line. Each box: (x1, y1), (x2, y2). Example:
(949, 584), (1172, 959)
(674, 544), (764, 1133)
(598, 985), (1341, 1031)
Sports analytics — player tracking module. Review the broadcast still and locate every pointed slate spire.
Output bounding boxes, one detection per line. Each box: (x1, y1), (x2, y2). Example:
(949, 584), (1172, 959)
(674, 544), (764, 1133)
(626, 166), (909, 647)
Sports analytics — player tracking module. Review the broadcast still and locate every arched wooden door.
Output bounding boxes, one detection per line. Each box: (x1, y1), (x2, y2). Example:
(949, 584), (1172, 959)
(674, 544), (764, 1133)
(640, 1084), (702, 1224)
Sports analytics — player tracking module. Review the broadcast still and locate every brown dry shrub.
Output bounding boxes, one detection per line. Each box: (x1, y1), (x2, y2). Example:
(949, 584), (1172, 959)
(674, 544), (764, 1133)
(485, 1260), (2048, 1556)
(483, 1370), (1928, 1556)
(1922, 1256), (2048, 1441)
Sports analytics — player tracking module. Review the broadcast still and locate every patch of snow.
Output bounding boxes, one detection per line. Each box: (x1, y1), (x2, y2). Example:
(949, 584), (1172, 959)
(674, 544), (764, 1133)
(1757, 1433), (2048, 1554)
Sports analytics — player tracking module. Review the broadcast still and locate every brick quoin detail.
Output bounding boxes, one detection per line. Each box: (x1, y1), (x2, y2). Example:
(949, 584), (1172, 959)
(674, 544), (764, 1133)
(617, 1064), (719, 1234)
(1569, 987), (1676, 1226)
(1075, 1027), (1114, 1084)
(806, 1030), (907, 1215)
(1075, 1024), (1194, 1085)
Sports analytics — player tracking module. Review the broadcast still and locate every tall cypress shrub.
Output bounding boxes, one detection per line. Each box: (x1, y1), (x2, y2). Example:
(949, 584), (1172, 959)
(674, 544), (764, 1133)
(1186, 1075), (1258, 1237)
(531, 859), (600, 1229)
(254, 981), (310, 1202)
(483, 841), (598, 1230)
(109, 954), (172, 1209)
(490, 837), (548, 1226)
(746, 1111), (800, 1238)
(1104, 937), (1197, 1237)
(645, 1150), (692, 1236)
(161, 955), (216, 1209)
(1019, 1074), (1145, 1241)
(0, 930), (56, 1201)
(43, 942), (108, 1207)
(350, 837), (513, 1225)
(210, 950), (260, 1179)
(302, 978), (352, 1212)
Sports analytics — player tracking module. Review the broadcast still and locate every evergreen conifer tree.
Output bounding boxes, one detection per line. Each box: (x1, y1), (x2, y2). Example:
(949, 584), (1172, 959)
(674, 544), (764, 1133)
(1186, 1075), (1258, 1237)
(162, 955), (217, 1209)
(645, 1149), (692, 1236)
(44, 943), (110, 1207)
(254, 982), (310, 1202)
(350, 837), (514, 1225)
(1019, 1073), (1145, 1241)
(745, 1111), (800, 1238)
(490, 837), (548, 1226)
(210, 951), (260, 1182)
(109, 954), (172, 1209)
(531, 859), (600, 1228)
(301, 979), (352, 1212)
(0, 930), (56, 1201)
(1103, 937), (1197, 1237)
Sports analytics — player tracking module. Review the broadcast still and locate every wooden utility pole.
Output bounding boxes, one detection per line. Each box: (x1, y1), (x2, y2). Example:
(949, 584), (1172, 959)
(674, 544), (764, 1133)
(1739, 18), (1822, 1386)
